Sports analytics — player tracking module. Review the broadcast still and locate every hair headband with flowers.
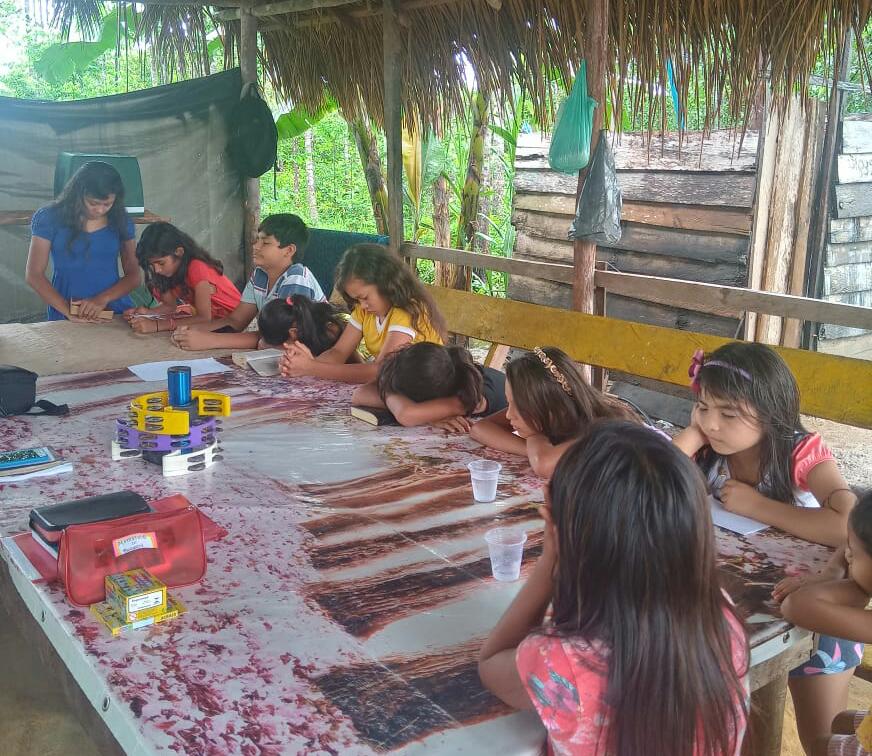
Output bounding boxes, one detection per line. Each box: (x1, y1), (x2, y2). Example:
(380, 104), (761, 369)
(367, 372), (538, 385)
(688, 348), (753, 393)
(533, 347), (573, 396)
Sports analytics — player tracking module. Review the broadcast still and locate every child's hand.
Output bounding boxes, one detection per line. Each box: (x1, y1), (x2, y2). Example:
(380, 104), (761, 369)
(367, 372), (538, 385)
(431, 416), (471, 434)
(281, 342), (315, 377)
(123, 306), (150, 321)
(130, 318), (158, 334)
(172, 326), (210, 351)
(720, 479), (761, 516)
(75, 296), (108, 321)
(773, 573), (818, 603)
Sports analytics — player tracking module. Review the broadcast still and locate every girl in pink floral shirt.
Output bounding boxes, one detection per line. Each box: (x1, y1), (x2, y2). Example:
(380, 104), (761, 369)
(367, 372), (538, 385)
(479, 421), (749, 756)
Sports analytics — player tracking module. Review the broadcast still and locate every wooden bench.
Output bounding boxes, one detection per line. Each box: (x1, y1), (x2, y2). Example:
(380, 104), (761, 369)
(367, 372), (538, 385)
(428, 285), (872, 429)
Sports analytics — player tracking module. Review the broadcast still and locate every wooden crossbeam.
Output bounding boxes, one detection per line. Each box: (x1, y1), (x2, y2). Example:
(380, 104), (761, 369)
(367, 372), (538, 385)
(407, 243), (872, 330)
(216, 0), (358, 20)
(428, 286), (872, 428)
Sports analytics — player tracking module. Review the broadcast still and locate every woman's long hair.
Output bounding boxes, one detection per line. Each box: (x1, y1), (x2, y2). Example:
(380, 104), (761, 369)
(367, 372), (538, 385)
(506, 346), (639, 443)
(257, 296), (346, 355)
(377, 343), (483, 413)
(136, 222), (225, 297)
(51, 161), (127, 253)
(334, 243), (447, 341)
(694, 342), (804, 504)
(547, 421), (748, 756)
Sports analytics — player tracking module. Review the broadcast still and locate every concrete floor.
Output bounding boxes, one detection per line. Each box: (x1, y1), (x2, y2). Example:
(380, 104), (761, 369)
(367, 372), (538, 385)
(0, 596), (868, 756)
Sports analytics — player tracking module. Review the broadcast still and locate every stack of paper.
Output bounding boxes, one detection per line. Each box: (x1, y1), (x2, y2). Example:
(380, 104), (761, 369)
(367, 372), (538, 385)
(708, 495), (768, 535)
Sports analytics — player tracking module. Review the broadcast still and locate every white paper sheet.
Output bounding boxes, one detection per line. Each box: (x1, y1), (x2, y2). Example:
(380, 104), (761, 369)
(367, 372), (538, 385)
(0, 462), (73, 482)
(709, 495), (768, 535)
(127, 358), (231, 382)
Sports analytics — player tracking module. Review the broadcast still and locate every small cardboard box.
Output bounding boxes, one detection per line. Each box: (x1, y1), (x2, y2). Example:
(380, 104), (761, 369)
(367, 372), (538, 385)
(91, 594), (185, 637)
(105, 568), (167, 623)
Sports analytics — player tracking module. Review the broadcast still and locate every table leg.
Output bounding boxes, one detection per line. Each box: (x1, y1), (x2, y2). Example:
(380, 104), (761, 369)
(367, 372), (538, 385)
(742, 672), (788, 756)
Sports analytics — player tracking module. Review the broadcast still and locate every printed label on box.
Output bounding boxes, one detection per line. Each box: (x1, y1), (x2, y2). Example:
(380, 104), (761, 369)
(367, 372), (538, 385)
(128, 591), (164, 613)
(112, 531), (158, 557)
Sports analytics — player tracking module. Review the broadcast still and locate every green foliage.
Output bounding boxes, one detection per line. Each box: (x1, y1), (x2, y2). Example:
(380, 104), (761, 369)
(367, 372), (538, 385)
(34, 7), (137, 84)
(275, 95), (337, 141)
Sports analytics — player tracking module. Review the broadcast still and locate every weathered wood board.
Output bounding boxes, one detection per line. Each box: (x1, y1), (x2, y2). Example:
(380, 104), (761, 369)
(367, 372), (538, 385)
(834, 182), (872, 218)
(836, 153), (872, 184)
(513, 168), (756, 207)
(516, 130), (758, 171)
(513, 194), (752, 235)
(512, 212), (749, 264)
(826, 240), (872, 267)
(514, 232), (746, 285)
(841, 120), (872, 154)
(823, 263), (872, 295)
(509, 274), (740, 336)
(829, 217), (872, 244)
(817, 331), (872, 359)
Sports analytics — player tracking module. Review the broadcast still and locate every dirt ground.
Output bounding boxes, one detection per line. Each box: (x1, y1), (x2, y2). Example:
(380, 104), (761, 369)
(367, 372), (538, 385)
(804, 416), (872, 489)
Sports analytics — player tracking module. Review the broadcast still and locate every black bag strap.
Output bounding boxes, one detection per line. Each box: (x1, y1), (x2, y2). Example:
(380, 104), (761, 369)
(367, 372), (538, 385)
(26, 399), (69, 417)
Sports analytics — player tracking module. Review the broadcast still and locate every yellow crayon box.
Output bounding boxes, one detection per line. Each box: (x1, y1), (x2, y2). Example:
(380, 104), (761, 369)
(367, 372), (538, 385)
(91, 594), (185, 637)
(105, 568), (167, 623)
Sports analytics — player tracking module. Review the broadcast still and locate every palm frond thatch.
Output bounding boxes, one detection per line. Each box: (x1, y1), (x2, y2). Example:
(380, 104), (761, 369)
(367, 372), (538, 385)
(45, 0), (872, 130)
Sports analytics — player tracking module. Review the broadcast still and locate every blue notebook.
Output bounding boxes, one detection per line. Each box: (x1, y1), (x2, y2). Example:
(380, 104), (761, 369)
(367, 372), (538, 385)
(0, 446), (56, 472)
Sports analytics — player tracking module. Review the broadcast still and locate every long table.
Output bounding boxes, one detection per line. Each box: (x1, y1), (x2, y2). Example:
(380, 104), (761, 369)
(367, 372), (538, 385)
(0, 331), (831, 755)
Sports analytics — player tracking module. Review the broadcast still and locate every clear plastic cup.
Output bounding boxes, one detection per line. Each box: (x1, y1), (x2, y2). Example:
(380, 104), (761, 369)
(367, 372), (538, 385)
(467, 459), (502, 503)
(484, 527), (528, 581)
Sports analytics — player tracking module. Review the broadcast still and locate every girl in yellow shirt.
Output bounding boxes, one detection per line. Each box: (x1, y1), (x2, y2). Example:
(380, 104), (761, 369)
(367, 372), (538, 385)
(281, 243), (445, 386)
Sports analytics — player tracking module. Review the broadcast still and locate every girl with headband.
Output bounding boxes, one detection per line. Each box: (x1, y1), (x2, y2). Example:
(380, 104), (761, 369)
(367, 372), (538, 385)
(674, 341), (858, 752)
(470, 346), (641, 477)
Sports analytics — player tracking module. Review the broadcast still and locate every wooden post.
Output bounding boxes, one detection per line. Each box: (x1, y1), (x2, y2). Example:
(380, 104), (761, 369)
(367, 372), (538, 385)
(803, 30), (854, 349)
(572, 0), (608, 315)
(383, 0), (404, 257)
(239, 6), (260, 279)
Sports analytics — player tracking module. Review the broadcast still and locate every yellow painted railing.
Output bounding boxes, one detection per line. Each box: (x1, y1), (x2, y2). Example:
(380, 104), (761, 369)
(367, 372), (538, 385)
(429, 286), (872, 428)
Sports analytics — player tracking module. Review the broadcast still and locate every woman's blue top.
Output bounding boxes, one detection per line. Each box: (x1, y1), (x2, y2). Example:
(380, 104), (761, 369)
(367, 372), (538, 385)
(31, 205), (135, 320)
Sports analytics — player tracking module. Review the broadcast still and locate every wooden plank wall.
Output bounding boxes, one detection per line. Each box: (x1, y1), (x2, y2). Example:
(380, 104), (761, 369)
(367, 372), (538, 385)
(509, 130), (757, 337)
(823, 115), (872, 357)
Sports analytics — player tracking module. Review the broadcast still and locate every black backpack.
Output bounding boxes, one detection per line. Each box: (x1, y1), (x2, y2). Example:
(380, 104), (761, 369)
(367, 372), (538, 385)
(227, 83), (278, 178)
(0, 366), (69, 417)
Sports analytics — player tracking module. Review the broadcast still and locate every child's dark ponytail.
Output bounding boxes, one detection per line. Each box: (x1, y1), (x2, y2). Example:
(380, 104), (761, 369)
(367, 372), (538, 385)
(257, 296), (345, 355)
(377, 342), (484, 413)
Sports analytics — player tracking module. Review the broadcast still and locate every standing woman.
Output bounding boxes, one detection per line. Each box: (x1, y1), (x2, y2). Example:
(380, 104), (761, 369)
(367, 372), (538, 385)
(26, 161), (140, 321)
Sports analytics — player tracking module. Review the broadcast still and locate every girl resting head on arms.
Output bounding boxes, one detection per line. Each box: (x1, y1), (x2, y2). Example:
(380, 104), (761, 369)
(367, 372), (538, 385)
(257, 295), (351, 357)
(673, 342), (856, 547)
(126, 222), (241, 333)
(281, 243), (445, 385)
(350, 342), (507, 431)
(469, 346), (639, 478)
(479, 420), (749, 756)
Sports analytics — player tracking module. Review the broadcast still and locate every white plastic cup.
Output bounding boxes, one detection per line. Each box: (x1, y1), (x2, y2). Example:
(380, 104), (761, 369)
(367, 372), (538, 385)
(484, 527), (528, 581)
(467, 459), (502, 503)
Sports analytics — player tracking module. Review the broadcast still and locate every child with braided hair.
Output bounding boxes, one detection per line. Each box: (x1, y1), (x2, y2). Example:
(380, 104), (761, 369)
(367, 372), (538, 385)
(470, 346), (640, 478)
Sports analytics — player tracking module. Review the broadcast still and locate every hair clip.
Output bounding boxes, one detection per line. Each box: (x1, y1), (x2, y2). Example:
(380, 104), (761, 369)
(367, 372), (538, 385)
(533, 347), (573, 396)
(286, 295), (294, 306)
(688, 348), (752, 394)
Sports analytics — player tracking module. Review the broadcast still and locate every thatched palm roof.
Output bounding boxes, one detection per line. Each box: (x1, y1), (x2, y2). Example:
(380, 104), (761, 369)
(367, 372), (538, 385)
(52, 0), (871, 128)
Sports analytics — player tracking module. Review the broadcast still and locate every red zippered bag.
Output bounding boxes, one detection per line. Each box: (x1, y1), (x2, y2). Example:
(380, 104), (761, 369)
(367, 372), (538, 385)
(58, 502), (207, 606)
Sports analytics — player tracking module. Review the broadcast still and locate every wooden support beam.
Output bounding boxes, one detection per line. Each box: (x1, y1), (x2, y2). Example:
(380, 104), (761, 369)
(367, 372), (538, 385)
(427, 286), (872, 428)
(383, 0), (404, 255)
(239, 7), (260, 280)
(572, 0), (607, 315)
(405, 243), (872, 330)
(216, 0), (358, 21)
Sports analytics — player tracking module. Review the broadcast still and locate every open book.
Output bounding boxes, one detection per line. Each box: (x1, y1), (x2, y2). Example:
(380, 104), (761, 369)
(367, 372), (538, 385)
(232, 349), (284, 377)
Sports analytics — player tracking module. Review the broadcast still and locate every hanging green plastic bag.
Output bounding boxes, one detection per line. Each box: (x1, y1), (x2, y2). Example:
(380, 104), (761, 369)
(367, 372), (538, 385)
(549, 62), (596, 174)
